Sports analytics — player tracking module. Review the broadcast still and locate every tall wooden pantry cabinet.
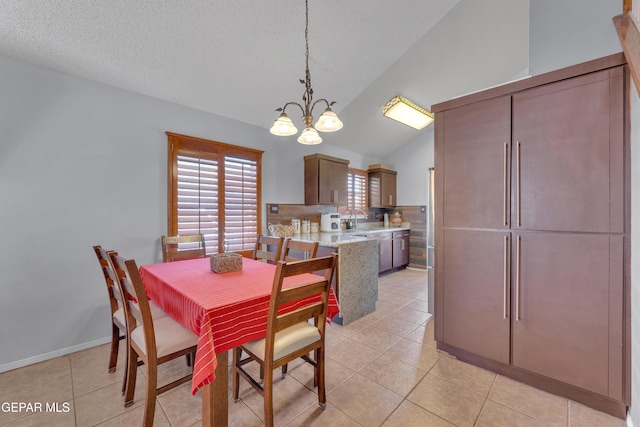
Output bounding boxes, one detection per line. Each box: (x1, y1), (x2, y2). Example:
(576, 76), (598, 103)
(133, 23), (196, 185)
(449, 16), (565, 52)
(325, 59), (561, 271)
(432, 53), (630, 419)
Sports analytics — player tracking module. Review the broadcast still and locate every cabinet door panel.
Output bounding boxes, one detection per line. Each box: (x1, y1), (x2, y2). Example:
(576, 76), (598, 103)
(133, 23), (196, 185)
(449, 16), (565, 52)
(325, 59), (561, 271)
(318, 160), (348, 205)
(512, 232), (618, 396)
(442, 96), (511, 229)
(381, 172), (396, 207)
(378, 233), (392, 272)
(441, 229), (510, 364)
(512, 69), (623, 232)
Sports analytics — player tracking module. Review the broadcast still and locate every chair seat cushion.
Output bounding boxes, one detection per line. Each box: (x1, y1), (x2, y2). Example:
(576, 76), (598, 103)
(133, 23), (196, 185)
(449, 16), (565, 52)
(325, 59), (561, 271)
(149, 301), (169, 319)
(243, 322), (320, 361)
(131, 316), (198, 358)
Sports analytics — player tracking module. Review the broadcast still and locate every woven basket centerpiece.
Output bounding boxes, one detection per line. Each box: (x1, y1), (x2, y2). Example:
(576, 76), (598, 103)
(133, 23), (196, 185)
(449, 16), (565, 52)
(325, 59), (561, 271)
(210, 242), (243, 273)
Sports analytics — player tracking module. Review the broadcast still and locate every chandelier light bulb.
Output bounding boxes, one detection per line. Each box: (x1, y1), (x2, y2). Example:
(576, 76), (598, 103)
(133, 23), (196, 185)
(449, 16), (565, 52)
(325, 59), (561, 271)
(297, 127), (323, 145)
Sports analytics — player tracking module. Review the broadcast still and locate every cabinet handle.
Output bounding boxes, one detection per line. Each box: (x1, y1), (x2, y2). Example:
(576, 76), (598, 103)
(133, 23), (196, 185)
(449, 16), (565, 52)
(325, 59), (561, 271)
(503, 142), (509, 227)
(515, 234), (521, 321)
(332, 189), (338, 203)
(503, 235), (509, 319)
(516, 141), (521, 227)
(388, 194), (393, 206)
(401, 240), (405, 251)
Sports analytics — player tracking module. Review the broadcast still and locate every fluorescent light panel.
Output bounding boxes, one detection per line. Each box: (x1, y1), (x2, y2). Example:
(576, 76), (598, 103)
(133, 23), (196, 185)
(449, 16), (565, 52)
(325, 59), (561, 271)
(382, 96), (434, 130)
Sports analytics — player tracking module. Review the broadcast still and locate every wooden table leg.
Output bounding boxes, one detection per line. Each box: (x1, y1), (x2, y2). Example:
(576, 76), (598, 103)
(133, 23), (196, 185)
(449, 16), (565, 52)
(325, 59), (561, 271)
(202, 350), (228, 427)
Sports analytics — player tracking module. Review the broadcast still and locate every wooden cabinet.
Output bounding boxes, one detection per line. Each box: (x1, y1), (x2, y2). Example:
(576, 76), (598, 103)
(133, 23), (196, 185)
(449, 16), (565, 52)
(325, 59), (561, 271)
(304, 154), (349, 205)
(358, 230), (409, 274)
(511, 71), (625, 233)
(377, 232), (393, 273)
(368, 167), (397, 208)
(433, 55), (629, 418)
(511, 232), (624, 398)
(440, 96), (511, 229)
(439, 229), (510, 364)
(392, 230), (410, 269)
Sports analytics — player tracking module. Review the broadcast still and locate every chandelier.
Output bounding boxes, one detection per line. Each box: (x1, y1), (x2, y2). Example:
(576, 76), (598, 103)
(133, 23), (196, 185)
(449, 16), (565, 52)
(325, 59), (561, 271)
(269, 0), (343, 145)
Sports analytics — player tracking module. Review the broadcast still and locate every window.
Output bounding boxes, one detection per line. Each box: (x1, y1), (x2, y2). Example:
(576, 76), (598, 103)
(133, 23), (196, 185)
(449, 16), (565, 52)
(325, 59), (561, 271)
(340, 168), (368, 215)
(167, 132), (263, 256)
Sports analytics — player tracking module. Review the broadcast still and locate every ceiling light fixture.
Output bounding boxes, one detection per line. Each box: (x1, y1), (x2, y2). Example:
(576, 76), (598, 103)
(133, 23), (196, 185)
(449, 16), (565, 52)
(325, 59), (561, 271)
(269, 0), (343, 145)
(381, 96), (434, 130)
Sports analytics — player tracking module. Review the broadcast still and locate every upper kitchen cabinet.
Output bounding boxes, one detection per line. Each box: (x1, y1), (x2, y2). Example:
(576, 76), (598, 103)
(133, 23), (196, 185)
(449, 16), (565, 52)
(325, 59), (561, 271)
(304, 154), (349, 205)
(368, 166), (397, 208)
(439, 95), (511, 229)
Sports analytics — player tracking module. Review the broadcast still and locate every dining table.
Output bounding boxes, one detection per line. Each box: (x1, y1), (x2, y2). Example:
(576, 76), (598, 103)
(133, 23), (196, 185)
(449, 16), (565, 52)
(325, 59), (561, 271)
(139, 256), (340, 427)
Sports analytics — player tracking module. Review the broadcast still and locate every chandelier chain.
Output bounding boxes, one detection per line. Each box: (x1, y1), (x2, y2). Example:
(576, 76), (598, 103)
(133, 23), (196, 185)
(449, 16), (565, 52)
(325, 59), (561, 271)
(303, 0), (313, 109)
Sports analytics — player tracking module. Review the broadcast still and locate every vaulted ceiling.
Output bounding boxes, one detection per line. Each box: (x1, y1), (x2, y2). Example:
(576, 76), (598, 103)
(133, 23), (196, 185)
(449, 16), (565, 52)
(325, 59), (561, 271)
(0, 1), (530, 158)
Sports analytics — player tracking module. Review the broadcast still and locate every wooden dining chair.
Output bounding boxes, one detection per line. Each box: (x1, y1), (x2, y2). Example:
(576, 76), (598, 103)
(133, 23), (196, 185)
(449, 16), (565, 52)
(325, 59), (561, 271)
(93, 246), (127, 379)
(232, 254), (337, 427)
(161, 234), (206, 262)
(252, 235), (284, 264)
(110, 253), (198, 426)
(281, 239), (319, 262)
(95, 246), (172, 397)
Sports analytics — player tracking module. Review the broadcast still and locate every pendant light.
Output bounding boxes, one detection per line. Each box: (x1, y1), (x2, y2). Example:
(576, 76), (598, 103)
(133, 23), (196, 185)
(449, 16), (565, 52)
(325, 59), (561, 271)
(269, 0), (343, 144)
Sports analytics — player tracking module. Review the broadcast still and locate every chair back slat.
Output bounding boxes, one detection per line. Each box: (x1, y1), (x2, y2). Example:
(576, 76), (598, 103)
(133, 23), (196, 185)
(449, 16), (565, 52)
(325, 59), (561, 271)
(281, 239), (319, 262)
(274, 304), (325, 333)
(252, 235), (284, 263)
(275, 280), (328, 306)
(162, 234), (206, 262)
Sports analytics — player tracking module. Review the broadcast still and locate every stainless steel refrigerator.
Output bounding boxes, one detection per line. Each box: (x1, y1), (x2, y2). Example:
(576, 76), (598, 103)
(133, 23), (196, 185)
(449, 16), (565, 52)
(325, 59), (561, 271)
(427, 167), (435, 314)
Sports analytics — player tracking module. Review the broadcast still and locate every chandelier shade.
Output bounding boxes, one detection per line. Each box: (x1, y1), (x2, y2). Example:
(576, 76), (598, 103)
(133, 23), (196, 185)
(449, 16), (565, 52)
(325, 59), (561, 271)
(381, 96), (434, 130)
(269, 0), (343, 144)
(297, 126), (323, 145)
(315, 108), (343, 132)
(269, 112), (298, 136)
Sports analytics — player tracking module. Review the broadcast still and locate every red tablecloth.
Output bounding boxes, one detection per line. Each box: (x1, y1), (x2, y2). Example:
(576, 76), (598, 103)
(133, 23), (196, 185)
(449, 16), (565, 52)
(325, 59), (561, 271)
(139, 257), (339, 395)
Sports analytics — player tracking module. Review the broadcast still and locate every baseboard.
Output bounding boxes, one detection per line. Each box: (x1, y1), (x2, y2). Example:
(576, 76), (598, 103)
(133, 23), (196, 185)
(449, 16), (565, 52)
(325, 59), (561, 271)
(0, 336), (111, 374)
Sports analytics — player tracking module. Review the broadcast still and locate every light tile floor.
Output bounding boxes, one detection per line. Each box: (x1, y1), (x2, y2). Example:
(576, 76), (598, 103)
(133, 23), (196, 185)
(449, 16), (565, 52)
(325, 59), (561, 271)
(0, 269), (628, 426)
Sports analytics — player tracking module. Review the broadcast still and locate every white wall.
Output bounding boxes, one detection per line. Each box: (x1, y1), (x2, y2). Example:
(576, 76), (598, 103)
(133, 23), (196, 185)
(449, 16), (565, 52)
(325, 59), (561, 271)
(0, 54), (373, 370)
(529, 0), (622, 75)
(380, 0), (529, 206)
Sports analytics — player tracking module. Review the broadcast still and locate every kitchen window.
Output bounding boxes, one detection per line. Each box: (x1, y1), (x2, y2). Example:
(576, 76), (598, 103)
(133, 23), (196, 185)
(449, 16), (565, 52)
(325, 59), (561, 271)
(340, 167), (368, 216)
(167, 132), (263, 256)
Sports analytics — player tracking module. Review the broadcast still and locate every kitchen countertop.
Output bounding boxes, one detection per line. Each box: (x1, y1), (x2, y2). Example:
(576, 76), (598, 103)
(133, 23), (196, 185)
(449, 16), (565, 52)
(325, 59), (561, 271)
(289, 224), (410, 247)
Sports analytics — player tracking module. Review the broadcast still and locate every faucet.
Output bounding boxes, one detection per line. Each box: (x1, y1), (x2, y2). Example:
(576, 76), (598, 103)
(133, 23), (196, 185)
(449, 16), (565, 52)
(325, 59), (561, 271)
(355, 209), (368, 230)
(343, 209), (353, 229)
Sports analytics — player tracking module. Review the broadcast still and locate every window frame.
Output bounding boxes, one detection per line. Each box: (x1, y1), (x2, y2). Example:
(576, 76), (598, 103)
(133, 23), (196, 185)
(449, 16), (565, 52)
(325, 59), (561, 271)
(167, 132), (263, 257)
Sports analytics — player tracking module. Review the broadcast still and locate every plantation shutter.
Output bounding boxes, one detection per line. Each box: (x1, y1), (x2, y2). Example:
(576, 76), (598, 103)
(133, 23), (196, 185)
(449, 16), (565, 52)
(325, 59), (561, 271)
(351, 170), (368, 213)
(167, 133), (263, 255)
(340, 168), (368, 215)
(176, 154), (219, 254)
(224, 156), (259, 252)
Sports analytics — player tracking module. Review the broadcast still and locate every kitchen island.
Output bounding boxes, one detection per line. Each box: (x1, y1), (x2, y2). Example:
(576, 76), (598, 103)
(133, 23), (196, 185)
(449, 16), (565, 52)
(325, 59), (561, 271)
(289, 226), (410, 324)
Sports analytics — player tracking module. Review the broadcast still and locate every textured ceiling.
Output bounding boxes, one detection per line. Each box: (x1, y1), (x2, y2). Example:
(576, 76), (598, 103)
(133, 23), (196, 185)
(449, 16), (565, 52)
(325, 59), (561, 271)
(0, 0), (462, 158)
